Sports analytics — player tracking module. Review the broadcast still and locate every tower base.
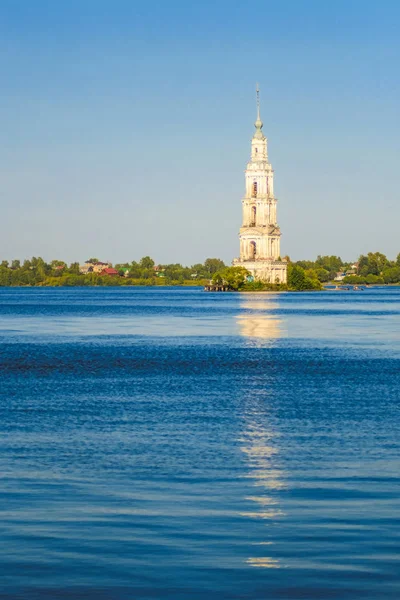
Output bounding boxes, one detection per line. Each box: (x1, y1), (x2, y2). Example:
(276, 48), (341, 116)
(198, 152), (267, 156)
(232, 259), (287, 284)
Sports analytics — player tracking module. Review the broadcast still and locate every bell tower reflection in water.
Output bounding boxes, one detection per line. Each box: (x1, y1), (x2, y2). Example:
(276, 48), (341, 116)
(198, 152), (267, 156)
(237, 294), (286, 568)
(236, 294), (284, 341)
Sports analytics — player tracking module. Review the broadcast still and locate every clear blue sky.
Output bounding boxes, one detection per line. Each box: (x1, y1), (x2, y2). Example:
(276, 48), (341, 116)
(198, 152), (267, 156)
(1, 0), (399, 265)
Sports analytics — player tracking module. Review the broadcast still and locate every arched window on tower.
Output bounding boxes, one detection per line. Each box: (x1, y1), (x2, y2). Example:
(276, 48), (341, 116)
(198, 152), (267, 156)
(252, 181), (257, 197)
(250, 206), (256, 227)
(250, 241), (256, 260)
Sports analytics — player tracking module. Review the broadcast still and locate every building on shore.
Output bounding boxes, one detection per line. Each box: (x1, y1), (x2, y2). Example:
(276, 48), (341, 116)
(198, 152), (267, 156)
(100, 267), (119, 277)
(79, 260), (111, 274)
(233, 87), (287, 283)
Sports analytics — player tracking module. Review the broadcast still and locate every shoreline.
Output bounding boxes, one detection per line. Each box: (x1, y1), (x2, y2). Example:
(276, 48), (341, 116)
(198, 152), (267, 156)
(0, 283), (398, 291)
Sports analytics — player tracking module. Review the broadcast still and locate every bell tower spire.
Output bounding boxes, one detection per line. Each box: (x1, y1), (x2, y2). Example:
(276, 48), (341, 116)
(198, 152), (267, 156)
(254, 83), (264, 140)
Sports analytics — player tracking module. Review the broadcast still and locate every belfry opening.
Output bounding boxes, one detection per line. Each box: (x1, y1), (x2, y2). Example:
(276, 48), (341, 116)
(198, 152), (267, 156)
(251, 206), (256, 227)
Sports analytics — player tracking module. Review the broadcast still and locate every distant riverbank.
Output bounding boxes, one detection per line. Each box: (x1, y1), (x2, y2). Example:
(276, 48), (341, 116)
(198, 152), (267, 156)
(0, 278), (209, 288)
(1, 251), (399, 290)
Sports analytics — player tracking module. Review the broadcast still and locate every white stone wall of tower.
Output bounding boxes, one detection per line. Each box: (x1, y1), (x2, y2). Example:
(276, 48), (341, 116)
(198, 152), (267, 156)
(270, 199), (277, 224)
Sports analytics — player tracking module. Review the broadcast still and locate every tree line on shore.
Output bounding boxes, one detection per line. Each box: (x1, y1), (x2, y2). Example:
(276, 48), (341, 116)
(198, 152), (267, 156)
(295, 252), (400, 285)
(0, 257), (226, 288)
(0, 251), (399, 291)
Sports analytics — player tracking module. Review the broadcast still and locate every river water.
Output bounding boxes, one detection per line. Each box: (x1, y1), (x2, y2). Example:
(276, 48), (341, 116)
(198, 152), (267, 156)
(0, 287), (399, 599)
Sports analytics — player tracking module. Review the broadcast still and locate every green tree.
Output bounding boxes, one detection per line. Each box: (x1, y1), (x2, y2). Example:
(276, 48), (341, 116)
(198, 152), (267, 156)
(288, 264), (321, 291)
(366, 274), (384, 284)
(140, 256), (155, 269)
(191, 263), (207, 278)
(296, 260), (316, 270)
(304, 268), (319, 281)
(316, 255), (343, 272)
(212, 266), (249, 290)
(343, 275), (366, 284)
(359, 252), (389, 276)
(358, 255), (369, 276)
(204, 258), (226, 275)
(382, 267), (400, 283)
(128, 261), (142, 278)
(0, 266), (11, 285)
(160, 263), (192, 282)
(68, 262), (80, 274)
(288, 265), (307, 290)
(315, 267), (330, 283)
(51, 260), (66, 268)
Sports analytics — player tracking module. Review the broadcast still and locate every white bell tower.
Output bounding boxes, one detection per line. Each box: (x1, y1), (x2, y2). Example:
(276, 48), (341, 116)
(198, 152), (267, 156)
(233, 85), (287, 283)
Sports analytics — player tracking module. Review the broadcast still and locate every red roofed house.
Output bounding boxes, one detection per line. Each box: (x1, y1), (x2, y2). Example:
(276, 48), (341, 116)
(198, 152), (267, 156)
(100, 268), (119, 277)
